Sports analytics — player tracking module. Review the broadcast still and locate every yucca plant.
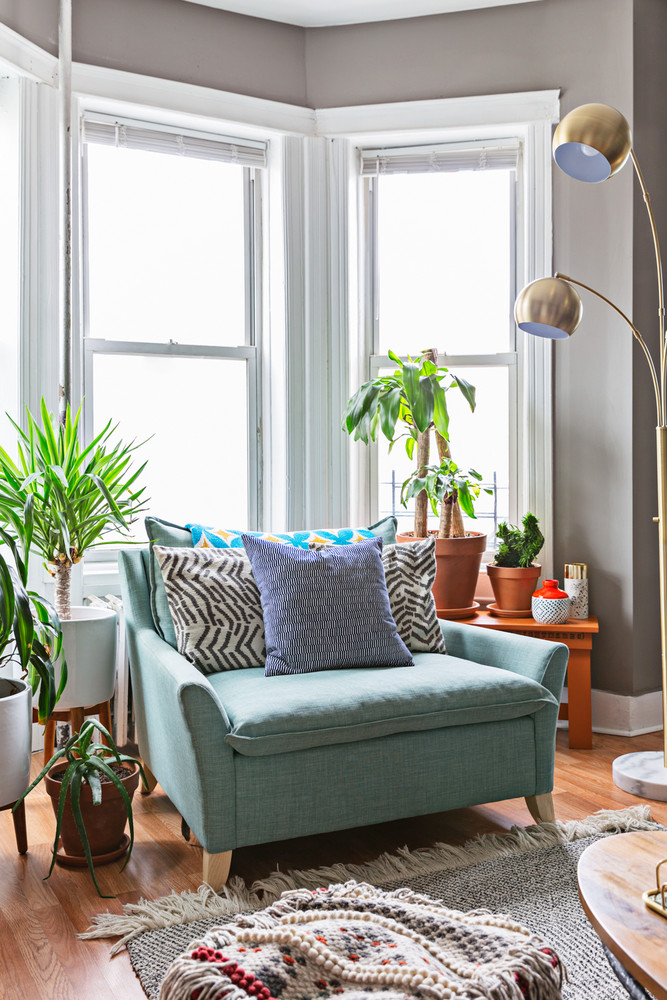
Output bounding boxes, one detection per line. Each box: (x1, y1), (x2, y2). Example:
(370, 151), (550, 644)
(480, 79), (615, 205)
(14, 719), (147, 897)
(0, 515), (65, 722)
(0, 399), (147, 619)
(343, 348), (477, 537)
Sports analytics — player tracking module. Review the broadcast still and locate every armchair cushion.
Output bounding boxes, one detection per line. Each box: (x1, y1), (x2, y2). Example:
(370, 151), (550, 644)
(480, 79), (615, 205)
(213, 653), (557, 757)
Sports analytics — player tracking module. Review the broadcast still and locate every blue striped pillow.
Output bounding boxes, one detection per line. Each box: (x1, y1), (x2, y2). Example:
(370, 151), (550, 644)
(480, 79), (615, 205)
(241, 534), (414, 676)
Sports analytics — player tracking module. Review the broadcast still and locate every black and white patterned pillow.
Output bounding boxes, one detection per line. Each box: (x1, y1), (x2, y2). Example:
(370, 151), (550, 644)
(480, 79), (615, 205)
(310, 535), (446, 654)
(382, 537), (446, 654)
(154, 545), (265, 673)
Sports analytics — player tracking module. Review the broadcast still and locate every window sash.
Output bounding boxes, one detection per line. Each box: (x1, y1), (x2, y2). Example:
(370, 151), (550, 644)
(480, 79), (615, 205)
(81, 112), (267, 168)
(363, 160), (521, 548)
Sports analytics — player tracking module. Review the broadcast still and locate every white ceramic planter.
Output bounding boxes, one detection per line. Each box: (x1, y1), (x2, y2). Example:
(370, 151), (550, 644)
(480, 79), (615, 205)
(55, 606), (117, 711)
(0, 677), (32, 806)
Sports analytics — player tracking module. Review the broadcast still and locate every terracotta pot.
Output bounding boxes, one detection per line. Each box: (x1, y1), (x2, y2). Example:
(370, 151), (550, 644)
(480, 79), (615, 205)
(397, 530), (486, 615)
(45, 760), (140, 860)
(486, 563), (541, 612)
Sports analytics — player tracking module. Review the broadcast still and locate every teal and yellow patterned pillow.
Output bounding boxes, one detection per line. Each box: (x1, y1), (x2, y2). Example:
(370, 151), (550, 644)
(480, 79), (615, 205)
(187, 524), (375, 549)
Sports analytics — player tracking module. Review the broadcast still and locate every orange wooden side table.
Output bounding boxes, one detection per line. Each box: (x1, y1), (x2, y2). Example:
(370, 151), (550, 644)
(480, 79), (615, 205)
(450, 608), (599, 749)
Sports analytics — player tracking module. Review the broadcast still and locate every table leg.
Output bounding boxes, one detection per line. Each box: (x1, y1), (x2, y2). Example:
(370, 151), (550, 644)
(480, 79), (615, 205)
(566, 647), (593, 749)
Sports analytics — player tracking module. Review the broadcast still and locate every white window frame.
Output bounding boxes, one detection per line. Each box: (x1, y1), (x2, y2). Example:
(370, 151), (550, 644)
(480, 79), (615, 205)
(325, 97), (556, 574)
(363, 141), (519, 557)
(77, 108), (266, 565)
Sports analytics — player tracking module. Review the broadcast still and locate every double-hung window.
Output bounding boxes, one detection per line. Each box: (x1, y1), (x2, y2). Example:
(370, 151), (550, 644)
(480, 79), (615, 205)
(81, 114), (265, 540)
(361, 138), (523, 553)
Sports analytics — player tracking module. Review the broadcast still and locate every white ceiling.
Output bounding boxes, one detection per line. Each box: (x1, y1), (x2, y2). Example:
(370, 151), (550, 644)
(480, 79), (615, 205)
(181, 0), (542, 28)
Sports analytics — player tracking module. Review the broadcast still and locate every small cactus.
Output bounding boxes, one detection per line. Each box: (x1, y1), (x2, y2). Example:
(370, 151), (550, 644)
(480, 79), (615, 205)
(494, 513), (544, 568)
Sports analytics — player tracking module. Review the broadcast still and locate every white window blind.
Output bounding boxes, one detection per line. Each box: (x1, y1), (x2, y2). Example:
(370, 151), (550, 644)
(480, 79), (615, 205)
(82, 114), (267, 168)
(359, 140), (520, 176)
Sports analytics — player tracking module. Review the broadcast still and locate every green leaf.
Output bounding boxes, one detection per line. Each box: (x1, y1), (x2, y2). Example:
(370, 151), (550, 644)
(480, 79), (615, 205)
(69, 769), (111, 897)
(457, 482), (477, 519)
(387, 349), (403, 367)
(431, 380), (450, 440)
(378, 387), (402, 441)
(453, 375), (476, 412)
(405, 436), (416, 461)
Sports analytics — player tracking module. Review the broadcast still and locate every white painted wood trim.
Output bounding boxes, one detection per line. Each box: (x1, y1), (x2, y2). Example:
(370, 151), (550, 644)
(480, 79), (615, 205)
(0, 20), (57, 85)
(559, 687), (664, 737)
(72, 63), (315, 138)
(316, 90), (561, 138)
(18, 78), (59, 418)
(520, 118), (554, 577)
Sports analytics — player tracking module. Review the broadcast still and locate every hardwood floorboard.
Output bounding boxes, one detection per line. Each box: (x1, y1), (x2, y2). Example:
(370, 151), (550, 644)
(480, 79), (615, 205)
(0, 728), (665, 998)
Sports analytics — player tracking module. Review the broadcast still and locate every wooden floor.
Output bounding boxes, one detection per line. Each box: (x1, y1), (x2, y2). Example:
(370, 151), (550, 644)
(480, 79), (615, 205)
(1, 729), (666, 1000)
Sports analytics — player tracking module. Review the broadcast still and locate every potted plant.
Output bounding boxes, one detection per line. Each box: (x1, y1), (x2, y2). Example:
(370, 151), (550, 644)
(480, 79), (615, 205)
(0, 521), (64, 848)
(0, 399), (146, 712)
(486, 513), (545, 614)
(14, 719), (147, 897)
(342, 348), (488, 615)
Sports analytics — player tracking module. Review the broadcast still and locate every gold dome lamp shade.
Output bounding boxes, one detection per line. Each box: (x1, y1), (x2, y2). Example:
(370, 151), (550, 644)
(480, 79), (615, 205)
(552, 103), (632, 183)
(514, 277), (583, 341)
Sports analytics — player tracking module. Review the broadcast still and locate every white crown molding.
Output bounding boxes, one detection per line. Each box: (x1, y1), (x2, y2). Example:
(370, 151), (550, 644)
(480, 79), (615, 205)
(316, 90), (560, 138)
(0, 20), (57, 85)
(71, 63), (316, 137)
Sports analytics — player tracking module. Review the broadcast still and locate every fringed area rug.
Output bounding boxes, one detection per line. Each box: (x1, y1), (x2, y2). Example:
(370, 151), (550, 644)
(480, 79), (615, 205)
(83, 806), (661, 1000)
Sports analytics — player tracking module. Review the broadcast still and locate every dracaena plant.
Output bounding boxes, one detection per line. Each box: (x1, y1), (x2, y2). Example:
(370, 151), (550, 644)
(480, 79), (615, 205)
(342, 348), (477, 537)
(401, 459), (492, 539)
(0, 513), (65, 723)
(0, 399), (147, 620)
(13, 719), (147, 897)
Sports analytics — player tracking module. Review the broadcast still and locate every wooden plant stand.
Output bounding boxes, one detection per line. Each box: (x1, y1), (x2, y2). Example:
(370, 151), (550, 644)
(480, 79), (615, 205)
(0, 799), (27, 854)
(33, 700), (112, 767)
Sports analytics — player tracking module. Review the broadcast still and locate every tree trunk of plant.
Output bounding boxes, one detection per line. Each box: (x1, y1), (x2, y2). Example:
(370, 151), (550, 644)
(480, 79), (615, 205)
(435, 431), (456, 538)
(414, 429), (430, 538)
(412, 347), (440, 539)
(54, 559), (72, 620)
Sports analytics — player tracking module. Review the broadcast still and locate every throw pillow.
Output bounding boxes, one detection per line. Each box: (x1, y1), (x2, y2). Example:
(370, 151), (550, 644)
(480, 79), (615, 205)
(382, 538), (447, 654)
(310, 536), (446, 654)
(154, 545), (265, 672)
(242, 533), (414, 676)
(145, 515), (397, 649)
(188, 523), (388, 549)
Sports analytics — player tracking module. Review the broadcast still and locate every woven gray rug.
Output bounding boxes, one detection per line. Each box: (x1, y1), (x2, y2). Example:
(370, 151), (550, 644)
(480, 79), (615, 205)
(84, 806), (661, 999)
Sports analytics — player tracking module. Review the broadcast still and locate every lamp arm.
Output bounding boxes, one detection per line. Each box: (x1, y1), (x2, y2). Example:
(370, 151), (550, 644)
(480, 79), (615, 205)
(631, 151), (666, 408)
(555, 271), (662, 425)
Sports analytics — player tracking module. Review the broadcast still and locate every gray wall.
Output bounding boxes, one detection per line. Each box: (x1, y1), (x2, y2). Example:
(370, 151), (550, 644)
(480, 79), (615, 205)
(0, 0), (307, 105)
(631, 0), (667, 695)
(0, 0), (657, 695)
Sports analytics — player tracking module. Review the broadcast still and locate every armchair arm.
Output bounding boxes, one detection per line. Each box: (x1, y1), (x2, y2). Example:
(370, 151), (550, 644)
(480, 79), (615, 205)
(119, 551), (236, 853)
(440, 619), (568, 702)
(441, 620), (568, 796)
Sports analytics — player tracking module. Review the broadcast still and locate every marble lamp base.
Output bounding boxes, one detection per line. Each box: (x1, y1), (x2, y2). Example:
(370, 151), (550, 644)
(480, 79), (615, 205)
(612, 751), (667, 801)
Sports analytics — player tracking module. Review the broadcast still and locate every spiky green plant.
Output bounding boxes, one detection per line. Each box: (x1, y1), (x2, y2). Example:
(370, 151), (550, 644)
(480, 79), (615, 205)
(14, 719), (147, 897)
(0, 513), (65, 723)
(0, 399), (147, 619)
(494, 512), (544, 568)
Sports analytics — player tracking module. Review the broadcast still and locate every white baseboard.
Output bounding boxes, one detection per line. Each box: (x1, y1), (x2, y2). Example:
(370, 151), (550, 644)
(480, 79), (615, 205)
(559, 687), (663, 737)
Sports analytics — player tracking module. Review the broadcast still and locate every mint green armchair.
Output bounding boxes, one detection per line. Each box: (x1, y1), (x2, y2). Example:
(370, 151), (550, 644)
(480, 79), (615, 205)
(119, 549), (567, 888)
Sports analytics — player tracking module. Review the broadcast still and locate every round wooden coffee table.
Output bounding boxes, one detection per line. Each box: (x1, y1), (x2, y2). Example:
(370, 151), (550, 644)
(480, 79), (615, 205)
(578, 829), (667, 999)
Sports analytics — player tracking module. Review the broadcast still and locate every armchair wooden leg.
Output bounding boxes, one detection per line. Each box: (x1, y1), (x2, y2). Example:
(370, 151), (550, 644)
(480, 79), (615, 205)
(203, 850), (232, 889)
(525, 793), (555, 824)
(140, 763), (158, 795)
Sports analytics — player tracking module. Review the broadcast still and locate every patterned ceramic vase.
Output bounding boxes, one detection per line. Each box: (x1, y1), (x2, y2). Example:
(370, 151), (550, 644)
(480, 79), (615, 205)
(531, 579), (571, 625)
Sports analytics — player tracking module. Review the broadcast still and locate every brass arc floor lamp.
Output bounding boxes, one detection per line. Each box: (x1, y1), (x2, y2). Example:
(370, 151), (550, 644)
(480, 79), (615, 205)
(514, 103), (667, 800)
